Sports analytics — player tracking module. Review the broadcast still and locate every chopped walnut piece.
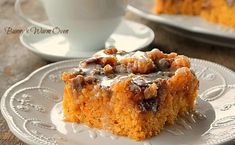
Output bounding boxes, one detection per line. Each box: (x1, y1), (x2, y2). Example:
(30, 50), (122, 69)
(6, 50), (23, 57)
(71, 75), (85, 91)
(144, 83), (158, 99)
(147, 49), (166, 61)
(103, 64), (113, 75)
(80, 58), (101, 67)
(153, 79), (167, 97)
(91, 67), (103, 75)
(171, 55), (190, 70)
(129, 83), (141, 93)
(85, 76), (98, 84)
(72, 68), (85, 76)
(158, 58), (172, 70)
(104, 47), (118, 55)
(115, 64), (127, 73)
(80, 56), (117, 67)
(120, 52), (155, 74)
(167, 52), (177, 58)
(101, 56), (118, 66)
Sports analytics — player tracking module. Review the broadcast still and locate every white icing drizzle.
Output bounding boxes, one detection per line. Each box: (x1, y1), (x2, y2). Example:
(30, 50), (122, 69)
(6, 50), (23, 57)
(70, 111), (207, 140)
(96, 130), (119, 140)
(53, 102), (207, 144)
(184, 111), (197, 123)
(131, 51), (149, 61)
(110, 135), (118, 140)
(188, 113), (197, 123)
(166, 111), (207, 136)
(114, 51), (149, 62)
(100, 71), (173, 88)
(176, 118), (192, 130)
(97, 130), (110, 137)
(72, 123), (119, 140)
(72, 123), (87, 133)
(193, 111), (207, 120)
(100, 75), (129, 87)
(72, 49), (175, 89)
(165, 128), (184, 136)
(143, 141), (152, 145)
(88, 130), (97, 139)
(100, 76), (115, 87)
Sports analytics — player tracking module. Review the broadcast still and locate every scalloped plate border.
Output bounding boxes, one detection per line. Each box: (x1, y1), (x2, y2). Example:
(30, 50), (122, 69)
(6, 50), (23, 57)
(1, 58), (235, 145)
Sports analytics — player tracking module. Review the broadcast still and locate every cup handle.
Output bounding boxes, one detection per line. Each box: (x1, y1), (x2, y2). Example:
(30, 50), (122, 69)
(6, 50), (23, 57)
(15, 0), (53, 29)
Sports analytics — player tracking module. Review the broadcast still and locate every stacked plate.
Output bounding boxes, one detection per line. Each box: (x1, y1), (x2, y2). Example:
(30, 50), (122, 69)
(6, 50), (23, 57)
(128, 0), (235, 48)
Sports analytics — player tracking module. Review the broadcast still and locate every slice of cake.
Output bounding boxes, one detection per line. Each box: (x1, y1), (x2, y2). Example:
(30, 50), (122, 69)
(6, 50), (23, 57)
(62, 48), (199, 140)
(155, 0), (235, 28)
(155, 0), (205, 15)
(201, 0), (235, 28)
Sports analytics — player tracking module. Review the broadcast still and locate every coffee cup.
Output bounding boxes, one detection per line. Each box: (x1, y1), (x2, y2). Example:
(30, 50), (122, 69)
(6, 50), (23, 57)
(15, 0), (127, 53)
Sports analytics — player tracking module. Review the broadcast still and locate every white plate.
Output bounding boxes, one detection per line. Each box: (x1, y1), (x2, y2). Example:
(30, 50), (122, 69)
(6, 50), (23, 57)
(20, 20), (154, 61)
(128, 0), (235, 48)
(1, 59), (235, 145)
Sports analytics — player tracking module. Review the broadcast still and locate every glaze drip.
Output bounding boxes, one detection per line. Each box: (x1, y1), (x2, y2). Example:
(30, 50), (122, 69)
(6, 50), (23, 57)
(71, 48), (179, 90)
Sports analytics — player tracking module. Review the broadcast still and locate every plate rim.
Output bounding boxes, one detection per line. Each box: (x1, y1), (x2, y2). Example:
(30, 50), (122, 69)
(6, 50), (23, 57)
(127, 4), (235, 40)
(1, 58), (235, 145)
(0, 59), (83, 145)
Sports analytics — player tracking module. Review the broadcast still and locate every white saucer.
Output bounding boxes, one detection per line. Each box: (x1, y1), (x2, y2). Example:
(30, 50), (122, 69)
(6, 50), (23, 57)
(20, 20), (155, 61)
